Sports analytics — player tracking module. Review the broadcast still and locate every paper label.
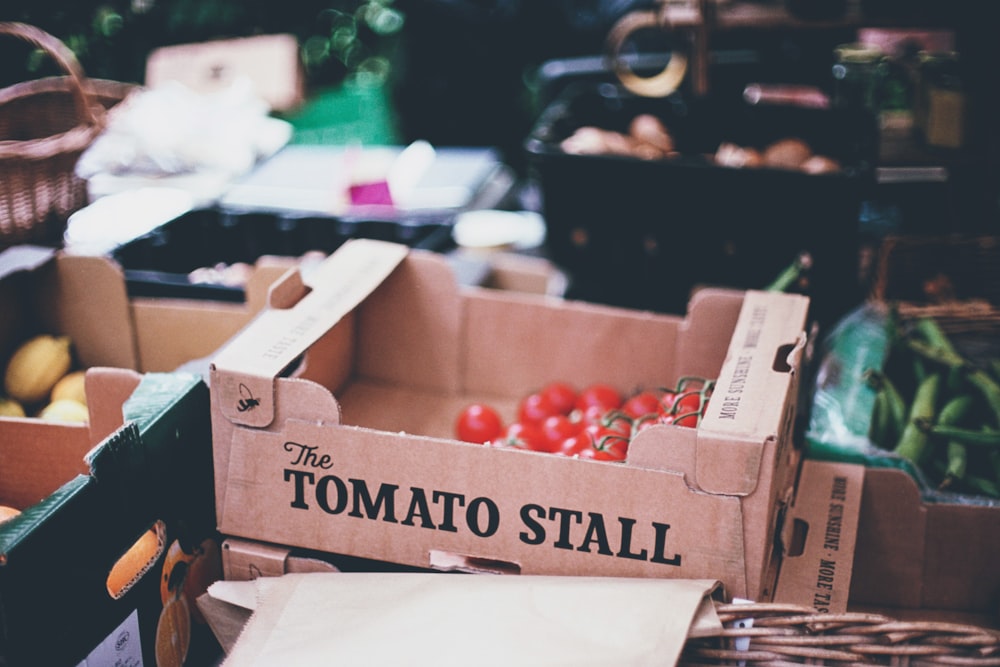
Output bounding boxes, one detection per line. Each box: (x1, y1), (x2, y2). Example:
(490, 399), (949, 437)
(76, 608), (143, 667)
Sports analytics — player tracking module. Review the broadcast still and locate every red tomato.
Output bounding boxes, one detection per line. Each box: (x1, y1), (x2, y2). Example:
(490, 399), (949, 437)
(455, 404), (504, 444)
(583, 423), (629, 460)
(539, 414), (582, 453)
(578, 404), (607, 426)
(557, 431), (593, 457)
(541, 381), (577, 416)
(575, 383), (623, 413)
(518, 391), (558, 425)
(500, 421), (545, 450)
(658, 390), (678, 414)
(622, 390), (661, 419)
(671, 391), (704, 427)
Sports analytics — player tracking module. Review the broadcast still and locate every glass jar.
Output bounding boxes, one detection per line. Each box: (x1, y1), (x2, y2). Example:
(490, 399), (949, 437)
(915, 51), (966, 148)
(832, 43), (887, 114)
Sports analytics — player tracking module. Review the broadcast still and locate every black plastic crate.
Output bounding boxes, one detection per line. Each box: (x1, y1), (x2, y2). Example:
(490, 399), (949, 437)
(111, 207), (455, 302)
(525, 83), (879, 325)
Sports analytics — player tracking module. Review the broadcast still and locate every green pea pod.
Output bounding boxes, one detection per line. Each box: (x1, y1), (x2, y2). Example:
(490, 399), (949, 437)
(940, 440), (968, 490)
(868, 389), (891, 449)
(917, 423), (1000, 447)
(906, 336), (1000, 427)
(864, 369), (907, 449)
(894, 372), (942, 466)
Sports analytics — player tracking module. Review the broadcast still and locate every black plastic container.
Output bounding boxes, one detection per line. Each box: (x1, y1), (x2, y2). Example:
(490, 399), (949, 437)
(111, 206), (456, 302)
(525, 83), (879, 325)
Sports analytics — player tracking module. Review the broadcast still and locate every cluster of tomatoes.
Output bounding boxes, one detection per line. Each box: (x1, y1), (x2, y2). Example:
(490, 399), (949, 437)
(454, 377), (715, 462)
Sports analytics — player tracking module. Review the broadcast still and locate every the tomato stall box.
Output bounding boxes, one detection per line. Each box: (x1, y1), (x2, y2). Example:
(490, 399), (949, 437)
(208, 238), (810, 602)
(0, 368), (222, 667)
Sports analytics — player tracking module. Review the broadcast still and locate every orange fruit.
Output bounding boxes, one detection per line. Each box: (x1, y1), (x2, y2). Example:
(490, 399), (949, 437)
(107, 524), (164, 598)
(0, 505), (21, 524)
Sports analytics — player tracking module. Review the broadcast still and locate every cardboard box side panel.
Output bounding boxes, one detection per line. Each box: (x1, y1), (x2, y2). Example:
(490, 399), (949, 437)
(0, 421), (91, 508)
(211, 376), (343, 521)
(40, 255), (139, 370)
(733, 436), (786, 602)
(217, 421), (755, 594)
(849, 467), (928, 608)
(85, 366), (144, 444)
(460, 288), (684, 397)
(246, 258), (302, 311)
(480, 252), (565, 296)
(291, 311), (357, 398)
(774, 460), (865, 613)
(849, 468), (1000, 614)
(356, 251), (464, 393)
(131, 298), (257, 372)
(338, 381), (519, 439)
(922, 504), (1000, 611)
(694, 291), (808, 496)
(674, 288), (748, 382)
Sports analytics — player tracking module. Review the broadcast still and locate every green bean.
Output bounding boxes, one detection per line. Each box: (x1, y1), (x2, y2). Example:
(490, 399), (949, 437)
(917, 423), (1000, 447)
(894, 372), (943, 466)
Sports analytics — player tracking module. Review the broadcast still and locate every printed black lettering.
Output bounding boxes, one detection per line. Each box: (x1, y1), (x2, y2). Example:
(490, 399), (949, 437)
(283, 441), (333, 469)
(549, 507), (583, 550)
(348, 479), (399, 523)
(401, 487), (435, 528)
(315, 474), (349, 515)
(823, 503), (843, 551)
(432, 490), (466, 533)
(830, 476), (848, 503)
(650, 522), (682, 566)
(616, 517), (649, 561)
(466, 497), (500, 537)
(519, 504), (546, 545)
(284, 468), (314, 509)
(577, 512), (613, 556)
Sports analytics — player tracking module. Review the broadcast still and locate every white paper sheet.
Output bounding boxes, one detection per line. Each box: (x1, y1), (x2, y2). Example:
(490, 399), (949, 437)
(220, 573), (722, 667)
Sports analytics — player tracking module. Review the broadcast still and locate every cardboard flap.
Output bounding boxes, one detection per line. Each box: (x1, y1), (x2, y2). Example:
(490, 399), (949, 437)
(695, 291), (809, 495)
(773, 459), (864, 613)
(211, 239), (409, 427)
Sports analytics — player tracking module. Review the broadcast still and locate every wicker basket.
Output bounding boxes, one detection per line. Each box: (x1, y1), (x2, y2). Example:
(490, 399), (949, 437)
(0, 22), (134, 249)
(871, 234), (1000, 333)
(681, 601), (1000, 666)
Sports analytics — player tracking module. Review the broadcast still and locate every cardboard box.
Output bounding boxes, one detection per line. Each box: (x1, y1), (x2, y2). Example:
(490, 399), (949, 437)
(145, 34), (305, 112)
(0, 368), (221, 667)
(0, 244), (299, 378)
(209, 239), (810, 601)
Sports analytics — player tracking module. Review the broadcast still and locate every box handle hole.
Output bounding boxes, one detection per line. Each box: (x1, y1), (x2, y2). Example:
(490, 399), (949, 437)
(786, 518), (809, 558)
(429, 550), (521, 575)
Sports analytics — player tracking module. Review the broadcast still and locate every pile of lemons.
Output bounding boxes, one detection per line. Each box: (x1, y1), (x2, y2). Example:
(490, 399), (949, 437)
(1, 334), (88, 422)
